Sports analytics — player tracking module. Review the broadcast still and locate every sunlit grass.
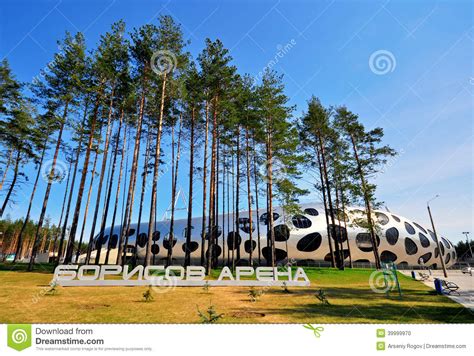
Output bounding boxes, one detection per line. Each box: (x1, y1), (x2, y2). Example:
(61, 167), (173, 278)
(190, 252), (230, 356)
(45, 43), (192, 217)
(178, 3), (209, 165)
(0, 265), (471, 323)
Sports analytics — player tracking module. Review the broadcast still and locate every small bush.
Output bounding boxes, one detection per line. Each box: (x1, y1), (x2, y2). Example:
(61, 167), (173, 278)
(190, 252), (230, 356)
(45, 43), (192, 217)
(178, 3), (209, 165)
(248, 287), (263, 302)
(143, 287), (154, 302)
(45, 282), (58, 296)
(315, 289), (330, 305)
(281, 282), (292, 294)
(197, 303), (223, 323)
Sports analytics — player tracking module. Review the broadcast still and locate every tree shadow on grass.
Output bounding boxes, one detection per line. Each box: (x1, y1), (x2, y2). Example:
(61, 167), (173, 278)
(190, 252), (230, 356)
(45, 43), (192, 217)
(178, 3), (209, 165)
(0, 263), (55, 274)
(229, 286), (473, 323)
(253, 303), (473, 323)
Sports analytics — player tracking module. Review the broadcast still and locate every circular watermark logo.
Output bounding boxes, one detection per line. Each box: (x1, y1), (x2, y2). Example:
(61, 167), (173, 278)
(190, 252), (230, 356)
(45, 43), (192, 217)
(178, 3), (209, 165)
(259, 157), (287, 184)
(41, 159), (68, 184)
(369, 270), (392, 294)
(11, 329), (28, 344)
(369, 50), (396, 75)
(149, 269), (179, 295)
(151, 50), (177, 75)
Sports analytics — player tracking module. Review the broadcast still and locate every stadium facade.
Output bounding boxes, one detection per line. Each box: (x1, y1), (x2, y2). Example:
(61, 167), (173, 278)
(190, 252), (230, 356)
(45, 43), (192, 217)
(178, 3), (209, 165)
(81, 203), (456, 268)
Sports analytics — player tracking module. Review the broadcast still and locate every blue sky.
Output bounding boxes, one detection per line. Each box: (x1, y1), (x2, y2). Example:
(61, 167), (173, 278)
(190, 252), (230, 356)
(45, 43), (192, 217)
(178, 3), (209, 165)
(0, 0), (472, 244)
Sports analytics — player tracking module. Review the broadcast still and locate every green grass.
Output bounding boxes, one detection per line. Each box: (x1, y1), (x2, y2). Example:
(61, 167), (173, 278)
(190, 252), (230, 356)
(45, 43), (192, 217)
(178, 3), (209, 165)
(0, 262), (56, 273)
(0, 265), (472, 324)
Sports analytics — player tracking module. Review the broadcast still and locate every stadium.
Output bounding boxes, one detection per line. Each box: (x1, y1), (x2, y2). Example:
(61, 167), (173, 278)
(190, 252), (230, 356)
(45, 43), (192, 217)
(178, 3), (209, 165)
(82, 202), (456, 268)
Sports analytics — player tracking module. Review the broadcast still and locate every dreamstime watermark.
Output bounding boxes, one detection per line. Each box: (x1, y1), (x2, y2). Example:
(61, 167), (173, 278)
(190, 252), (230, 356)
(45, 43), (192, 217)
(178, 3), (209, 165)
(142, 159), (171, 196)
(150, 268), (178, 295)
(151, 50), (177, 75)
(41, 159), (68, 184)
(369, 270), (392, 294)
(31, 41), (70, 85)
(374, 148), (405, 179)
(259, 157), (287, 184)
(303, 324), (324, 338)
(7, 324), (32, 351)
(369, 50), (396, 75)
(254, 39), (296, 84)
(245, 258), (299, 301)
(26, 280), (59, 306)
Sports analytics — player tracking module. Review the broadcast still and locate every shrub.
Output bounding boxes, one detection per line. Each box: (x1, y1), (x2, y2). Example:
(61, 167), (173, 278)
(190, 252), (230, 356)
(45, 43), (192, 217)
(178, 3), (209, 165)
(143, 287), (154, 302)
(248, 287), (263, 302)
(314, 289), (330, 305)
(281, 282), (292, 294)
(197, 303), (223, 323)
(45, 281), (58, 296)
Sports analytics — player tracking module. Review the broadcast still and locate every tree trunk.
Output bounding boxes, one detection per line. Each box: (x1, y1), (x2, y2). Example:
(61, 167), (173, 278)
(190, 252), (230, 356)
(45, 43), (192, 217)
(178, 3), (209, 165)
(167, 113), (183, 266)
(245, 126), (253, 266)
(63, 91), (102, 264)
(90, 88), (116, 264)
(318, 134), (343, 270)
(231, 151), (235, 270)
(221, 147), (226, 267)
(29, 102), (69, 271)
(226, 152), (231, 266)
(214, 134), (219, 268)
(184, 108), (196, 267)
(105, 123), (128, 265)
(76, 137), (100, 262)
(234, 126), (241, 264)
(315, 145), (335, 267)
(119, 86), (147, 267)
(133, 122), (151, 266)
(121, 133), (140, 266)
(51, 160), (73, 262)
(0, 150), (20, 217)
(340, 187), (353, 268)
(13, 138), (48, 262)
(350, 134), (381, 269)
(0, 148), (13, 191)
(266, 127), (276, 271)
(39, 229), (47, 253)
(57, 104), (88, 263)
(334, 185), (345, 264)
(200, 101), (210, 266)
(144, 73), (166, 266)
(252, 136), (261, 265)
(206, 96), (218, 274)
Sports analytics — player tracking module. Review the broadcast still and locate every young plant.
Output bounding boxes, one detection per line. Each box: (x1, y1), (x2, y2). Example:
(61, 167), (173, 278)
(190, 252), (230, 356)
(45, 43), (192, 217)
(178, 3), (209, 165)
(143, 286), (154, 302)
(281, 281), (292, 294)
(45, 281), (58, 296)
(315, 289), (330, 305)
(197, 303), (223, 323)
(248, 287), (263, 302)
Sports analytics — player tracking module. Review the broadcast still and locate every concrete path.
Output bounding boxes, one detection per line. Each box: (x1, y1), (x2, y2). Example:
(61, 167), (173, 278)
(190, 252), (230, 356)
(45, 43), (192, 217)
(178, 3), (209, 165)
(401, 270), (474, 310)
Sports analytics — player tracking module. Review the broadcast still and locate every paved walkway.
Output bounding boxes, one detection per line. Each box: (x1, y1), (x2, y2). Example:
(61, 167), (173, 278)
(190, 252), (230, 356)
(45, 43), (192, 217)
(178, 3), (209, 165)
(401, 270), (474, 310)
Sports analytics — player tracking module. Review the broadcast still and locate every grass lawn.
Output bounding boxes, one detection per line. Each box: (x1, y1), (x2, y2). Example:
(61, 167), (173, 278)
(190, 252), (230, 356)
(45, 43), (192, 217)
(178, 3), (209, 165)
(0, 264), (472, 323)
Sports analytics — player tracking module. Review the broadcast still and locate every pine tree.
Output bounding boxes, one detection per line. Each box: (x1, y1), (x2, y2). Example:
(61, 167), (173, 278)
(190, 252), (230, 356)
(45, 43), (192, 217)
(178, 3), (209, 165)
(13, 110), (56, 262)
(0, 60), (37, 216)
(183, 63), (203, 266)
(298, 97), (345, 269)
(92, 21), (130, 264)
(29, 32), (87, 270)
(56, 101), (89, 264)
(333, 106), (396, 269)
(256, 69), (303, 269)
(144, 15), (187, 266)
(198, 38), (235, 273)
